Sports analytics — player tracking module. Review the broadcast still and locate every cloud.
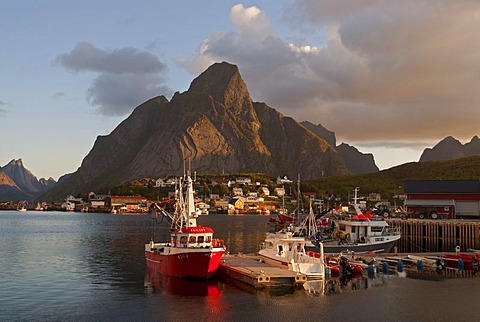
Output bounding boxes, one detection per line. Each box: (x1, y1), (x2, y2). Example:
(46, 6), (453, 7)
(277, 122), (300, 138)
(56, 42), (171, 116)
(182, 2), (480, 145)
(87, 73), (170, 116)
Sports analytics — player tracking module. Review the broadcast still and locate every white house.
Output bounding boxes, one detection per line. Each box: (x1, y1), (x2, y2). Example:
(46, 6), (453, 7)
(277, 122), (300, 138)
(258, 186), (270, 196)
(274, 187), (285, 197)
(232, 187), (243, 196)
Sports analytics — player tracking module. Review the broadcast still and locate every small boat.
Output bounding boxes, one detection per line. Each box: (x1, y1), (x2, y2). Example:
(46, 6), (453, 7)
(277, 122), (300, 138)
(259, 203), (325, 278)
(145, 172), (226, 279)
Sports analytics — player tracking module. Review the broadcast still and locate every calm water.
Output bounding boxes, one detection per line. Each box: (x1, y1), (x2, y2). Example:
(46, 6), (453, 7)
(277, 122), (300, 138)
(1, 211), (479, 321)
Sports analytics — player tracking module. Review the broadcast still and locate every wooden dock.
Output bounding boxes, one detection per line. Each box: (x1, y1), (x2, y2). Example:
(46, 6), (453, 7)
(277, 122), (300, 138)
(218, 254), (307, 288)
(360, 253), (477, 279)
(387, 219), (480, 253)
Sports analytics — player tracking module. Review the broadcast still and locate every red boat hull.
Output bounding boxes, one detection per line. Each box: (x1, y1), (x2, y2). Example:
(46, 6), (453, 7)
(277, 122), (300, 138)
(145, 248), (225, 279)
(442, 253), (480, 271)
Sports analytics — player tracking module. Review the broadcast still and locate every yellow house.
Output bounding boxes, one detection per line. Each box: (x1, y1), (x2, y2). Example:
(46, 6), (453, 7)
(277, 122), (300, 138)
(229, 197), (244, 210)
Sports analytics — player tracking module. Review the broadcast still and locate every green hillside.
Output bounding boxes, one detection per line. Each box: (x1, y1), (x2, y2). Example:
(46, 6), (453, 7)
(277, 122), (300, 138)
(303, 156), (480, 202)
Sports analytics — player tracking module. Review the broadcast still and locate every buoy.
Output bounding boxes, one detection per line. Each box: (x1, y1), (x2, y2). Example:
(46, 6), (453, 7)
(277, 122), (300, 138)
(417, 260), (423, 273)
(397, 260), (404, 273)
(382, 262), (389, 275)
(458, 258), (464, 272)
(367, 264), (376, 279)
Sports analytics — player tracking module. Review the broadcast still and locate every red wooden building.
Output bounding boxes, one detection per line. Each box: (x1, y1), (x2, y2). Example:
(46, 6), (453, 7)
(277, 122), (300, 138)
(405, 180), (480, 219)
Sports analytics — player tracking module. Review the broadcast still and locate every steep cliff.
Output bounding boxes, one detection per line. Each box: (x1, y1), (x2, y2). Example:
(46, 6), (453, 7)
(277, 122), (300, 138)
(41, 62), (349, 200)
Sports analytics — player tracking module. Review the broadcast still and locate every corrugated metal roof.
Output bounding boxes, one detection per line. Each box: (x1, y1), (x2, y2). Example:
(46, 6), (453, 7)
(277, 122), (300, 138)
(404, 180), (480, 193)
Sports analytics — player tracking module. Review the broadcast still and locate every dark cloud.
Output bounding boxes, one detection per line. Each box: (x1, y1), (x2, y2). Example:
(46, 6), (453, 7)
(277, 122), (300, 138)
(57, 42), (171, 116)
(183, 2), (480, 146)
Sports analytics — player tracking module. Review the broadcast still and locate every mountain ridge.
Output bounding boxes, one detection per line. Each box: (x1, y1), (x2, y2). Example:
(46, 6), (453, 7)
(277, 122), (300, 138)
(420, 136), (480, 162)
(40, 62), (354, 201)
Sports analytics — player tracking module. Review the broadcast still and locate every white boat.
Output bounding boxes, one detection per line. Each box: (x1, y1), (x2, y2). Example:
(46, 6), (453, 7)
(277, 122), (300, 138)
(309, 188), (401, 254)
(259, 203), (325, 278)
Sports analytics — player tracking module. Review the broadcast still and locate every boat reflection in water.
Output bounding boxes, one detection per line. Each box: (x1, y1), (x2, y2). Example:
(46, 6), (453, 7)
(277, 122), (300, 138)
(144, 268), (222, 297)
(303, 275), (390, 296)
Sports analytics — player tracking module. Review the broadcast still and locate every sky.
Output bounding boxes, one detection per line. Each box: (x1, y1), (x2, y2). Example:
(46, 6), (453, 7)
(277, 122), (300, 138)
(2, 1), (480, 181)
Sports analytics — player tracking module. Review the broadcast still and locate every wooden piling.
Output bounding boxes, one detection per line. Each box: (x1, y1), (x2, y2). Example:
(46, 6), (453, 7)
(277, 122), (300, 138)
(387, 219), (480, 253)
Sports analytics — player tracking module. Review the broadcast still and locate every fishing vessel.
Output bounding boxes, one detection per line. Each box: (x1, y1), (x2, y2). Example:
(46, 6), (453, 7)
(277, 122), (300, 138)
(259, 202), (325, 278)
(310, 215), (401, 254)
(309, 188), (401, 254)
(145, 172), (226, 279)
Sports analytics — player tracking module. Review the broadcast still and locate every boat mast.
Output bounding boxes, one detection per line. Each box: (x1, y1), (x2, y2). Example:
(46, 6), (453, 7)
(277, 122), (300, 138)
(185, 171), (197, 227)
(296, 174), (301, 225)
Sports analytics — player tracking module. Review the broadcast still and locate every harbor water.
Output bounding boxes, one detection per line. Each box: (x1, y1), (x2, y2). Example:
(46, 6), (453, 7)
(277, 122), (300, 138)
(1, 211), (479, 321)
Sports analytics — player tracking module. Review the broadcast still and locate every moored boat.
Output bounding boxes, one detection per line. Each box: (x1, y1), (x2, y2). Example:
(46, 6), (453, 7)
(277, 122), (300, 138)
(308, 187), (401, 255)
(259, 203), (325, 278)
(309, 214), (401, 255)
(145, 172), (226, 279)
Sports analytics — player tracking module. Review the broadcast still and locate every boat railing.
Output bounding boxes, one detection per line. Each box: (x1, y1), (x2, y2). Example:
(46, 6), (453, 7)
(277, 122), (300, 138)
(382, 227), (401, 236)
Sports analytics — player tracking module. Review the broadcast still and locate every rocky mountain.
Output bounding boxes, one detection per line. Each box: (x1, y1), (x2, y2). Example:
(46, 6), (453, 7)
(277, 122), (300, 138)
(420, 136), (480, 162)
(300, 121), (378, 174)
(300, 121), (336, 147)
(0, 159), (57, 202)
(0, 170), (33, 201)
(335, 143), (379, 174)
(42, 62), (352, 200)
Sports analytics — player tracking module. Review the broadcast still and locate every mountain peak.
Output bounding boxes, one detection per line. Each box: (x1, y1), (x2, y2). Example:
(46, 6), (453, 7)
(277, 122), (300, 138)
(420, 135), (480, 162)
(7, 158), (24, 168)
(187, 62), (250, 106)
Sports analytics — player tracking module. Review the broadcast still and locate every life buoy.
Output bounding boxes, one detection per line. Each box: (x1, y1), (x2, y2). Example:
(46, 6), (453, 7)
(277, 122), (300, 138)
(430, 212), (438, 220)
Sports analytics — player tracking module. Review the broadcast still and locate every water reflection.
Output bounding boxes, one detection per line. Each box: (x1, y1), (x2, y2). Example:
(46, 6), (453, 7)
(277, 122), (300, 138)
(303, 275), (390, 296)
(144, 269), (222, 297)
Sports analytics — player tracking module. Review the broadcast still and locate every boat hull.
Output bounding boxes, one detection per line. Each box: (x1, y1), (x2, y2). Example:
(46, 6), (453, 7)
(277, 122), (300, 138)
(145, 248), (225, 279)
(306, 237), (399, 255)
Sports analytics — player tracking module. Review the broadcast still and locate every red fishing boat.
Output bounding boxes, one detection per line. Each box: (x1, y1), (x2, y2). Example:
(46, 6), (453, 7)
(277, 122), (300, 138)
(145, 172), (225, 279)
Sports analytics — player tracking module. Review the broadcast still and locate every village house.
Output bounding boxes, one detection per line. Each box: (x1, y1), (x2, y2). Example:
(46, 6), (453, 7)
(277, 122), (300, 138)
(105, 196), (148, 213)
(213, 199), (234, 211)
(236, 177), (252, 185)
(229, 197), (244, 210)
(232, 187), (244, 196)
(257, 186), (270, 196)
(211, 176), (231, 186)
(274, 187), (285, 197)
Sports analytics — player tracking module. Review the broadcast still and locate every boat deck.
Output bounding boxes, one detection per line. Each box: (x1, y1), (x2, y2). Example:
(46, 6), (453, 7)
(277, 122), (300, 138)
(218, 254), (307, 288)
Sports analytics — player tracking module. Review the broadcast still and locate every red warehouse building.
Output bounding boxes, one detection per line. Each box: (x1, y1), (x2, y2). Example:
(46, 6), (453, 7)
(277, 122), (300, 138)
(405, 180), (480, 219)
